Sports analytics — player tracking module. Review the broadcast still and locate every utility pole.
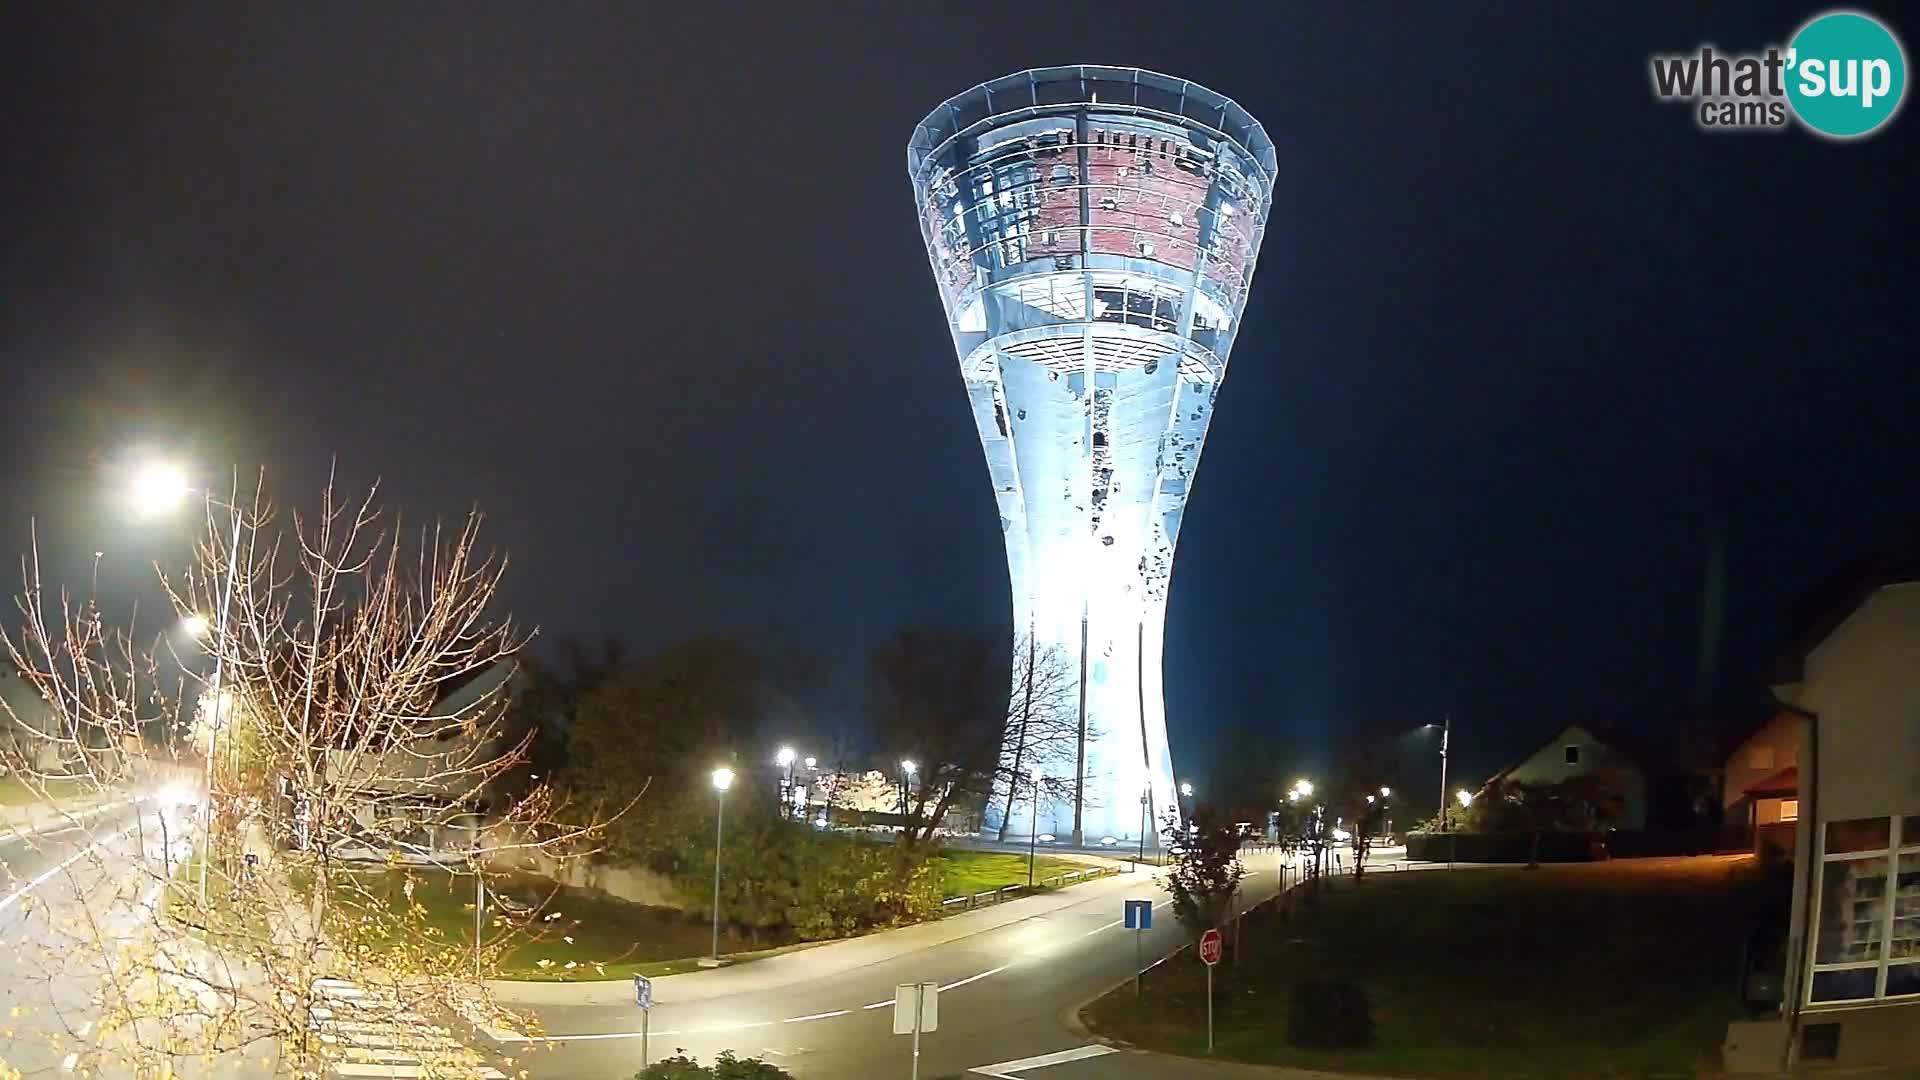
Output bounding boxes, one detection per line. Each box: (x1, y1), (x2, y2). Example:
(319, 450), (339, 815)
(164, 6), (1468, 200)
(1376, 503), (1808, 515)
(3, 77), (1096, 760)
(1437, 713), (1451, 831)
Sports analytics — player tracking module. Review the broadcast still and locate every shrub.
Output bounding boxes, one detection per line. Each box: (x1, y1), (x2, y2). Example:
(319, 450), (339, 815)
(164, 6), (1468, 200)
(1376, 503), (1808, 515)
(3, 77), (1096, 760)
(636, 1051), (794, 1079)
(1286, 977), (1373, 1048)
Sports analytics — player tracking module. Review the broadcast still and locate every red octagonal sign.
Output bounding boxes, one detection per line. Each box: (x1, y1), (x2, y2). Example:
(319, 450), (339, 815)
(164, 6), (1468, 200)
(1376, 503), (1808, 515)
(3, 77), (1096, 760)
(1198, 927), (1223, 966)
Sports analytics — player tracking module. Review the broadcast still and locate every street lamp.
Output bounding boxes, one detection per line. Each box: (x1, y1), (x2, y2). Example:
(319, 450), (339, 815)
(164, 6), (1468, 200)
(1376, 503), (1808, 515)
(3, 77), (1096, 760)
(775, 745), (797, 820)
(706, 767), (734, 966)
(1292, 778), (1314, 798)
(127, 459), (246, 908)
(1456, 788), (1474, 808)
(131, 461), (190, 517)
(898, 759), (917, 832)
(180, 613), (211, 640)
(1028, 767), (1043, 888)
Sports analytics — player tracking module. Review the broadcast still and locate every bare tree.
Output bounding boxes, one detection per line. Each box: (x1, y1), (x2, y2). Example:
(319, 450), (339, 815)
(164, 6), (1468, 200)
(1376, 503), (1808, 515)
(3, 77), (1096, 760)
(992, 633), (1076, 841)
(0, 474), (611, 1077)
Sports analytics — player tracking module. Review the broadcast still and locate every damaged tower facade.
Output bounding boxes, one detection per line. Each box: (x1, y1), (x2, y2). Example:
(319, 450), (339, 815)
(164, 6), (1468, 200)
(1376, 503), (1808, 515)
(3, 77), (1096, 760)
(908, 68), (1275, 846)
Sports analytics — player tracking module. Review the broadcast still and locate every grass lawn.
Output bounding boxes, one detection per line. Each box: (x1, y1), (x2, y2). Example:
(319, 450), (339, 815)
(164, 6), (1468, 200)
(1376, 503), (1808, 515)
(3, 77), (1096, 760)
(0, 773), (92, 805)
(338, 869), (824, 981)
(1085, 856), (1784, 1079)
(934, 849), (1097, 897)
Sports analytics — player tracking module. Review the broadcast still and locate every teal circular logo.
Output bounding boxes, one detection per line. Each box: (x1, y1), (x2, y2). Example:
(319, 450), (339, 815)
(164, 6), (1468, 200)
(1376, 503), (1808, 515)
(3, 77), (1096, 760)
(1786, 11), (1907, 138)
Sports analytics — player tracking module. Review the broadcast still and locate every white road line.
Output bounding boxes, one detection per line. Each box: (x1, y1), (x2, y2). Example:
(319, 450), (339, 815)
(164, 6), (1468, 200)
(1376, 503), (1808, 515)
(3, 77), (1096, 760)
(939, 963), (1010, 992)
(782, 1010), (847, 1022)
(970, 1044), (1117, 1077)
(0, 820), (142, 912)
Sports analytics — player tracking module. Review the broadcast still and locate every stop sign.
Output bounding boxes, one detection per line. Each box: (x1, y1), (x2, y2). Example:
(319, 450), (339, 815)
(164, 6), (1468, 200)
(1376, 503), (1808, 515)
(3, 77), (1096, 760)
(1198, 927), (1223, 966)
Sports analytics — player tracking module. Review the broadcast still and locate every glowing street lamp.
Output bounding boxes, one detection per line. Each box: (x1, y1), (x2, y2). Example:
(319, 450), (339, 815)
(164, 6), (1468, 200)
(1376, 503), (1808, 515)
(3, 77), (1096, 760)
(775, 746), (797, 820)
(180, 613), (211, 640)
(1379, 786), (1392, 798)
(131, 461), (190, 517)
(705, 767), (734, 965)
(1456, 788), (1474, 808)
(1179, 781), (1194, 798)
(898, 759), (917, 831)
(1292, 778), (1314, 798)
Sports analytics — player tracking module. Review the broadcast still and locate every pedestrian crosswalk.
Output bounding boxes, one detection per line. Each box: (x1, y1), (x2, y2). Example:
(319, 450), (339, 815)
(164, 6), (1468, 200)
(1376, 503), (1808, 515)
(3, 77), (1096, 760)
(308, 978), (506, 1078)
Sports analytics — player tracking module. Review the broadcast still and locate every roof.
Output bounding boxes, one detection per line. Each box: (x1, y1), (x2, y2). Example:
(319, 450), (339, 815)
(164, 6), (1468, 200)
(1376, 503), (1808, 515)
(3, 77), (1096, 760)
(1771, 530), (1920, 684)
(1743, 766), (1799, 799)
(1485, 721), (1671, 787)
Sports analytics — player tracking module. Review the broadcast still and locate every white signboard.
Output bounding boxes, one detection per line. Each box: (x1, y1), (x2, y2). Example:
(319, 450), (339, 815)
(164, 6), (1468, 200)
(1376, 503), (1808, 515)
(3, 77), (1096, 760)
(892, 981), (938, 1034)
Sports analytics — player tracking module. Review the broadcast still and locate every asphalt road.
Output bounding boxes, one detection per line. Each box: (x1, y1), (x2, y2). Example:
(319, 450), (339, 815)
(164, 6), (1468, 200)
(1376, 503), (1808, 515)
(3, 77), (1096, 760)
(0, 795), (182, 1075)
(502, 851), (1310, 1080)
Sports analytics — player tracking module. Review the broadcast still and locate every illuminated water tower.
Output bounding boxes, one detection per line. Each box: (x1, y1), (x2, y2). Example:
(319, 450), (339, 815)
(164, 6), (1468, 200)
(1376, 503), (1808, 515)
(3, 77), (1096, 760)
(907, 67), (1276, 845)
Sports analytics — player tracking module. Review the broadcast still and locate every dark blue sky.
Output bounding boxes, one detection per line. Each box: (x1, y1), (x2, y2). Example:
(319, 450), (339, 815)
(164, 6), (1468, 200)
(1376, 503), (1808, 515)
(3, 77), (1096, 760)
(3, 3), (1916, 798)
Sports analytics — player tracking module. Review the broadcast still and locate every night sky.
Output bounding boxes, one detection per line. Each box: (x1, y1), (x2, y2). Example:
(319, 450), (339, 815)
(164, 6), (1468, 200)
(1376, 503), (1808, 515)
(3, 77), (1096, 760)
(3, 3), (1917, 798)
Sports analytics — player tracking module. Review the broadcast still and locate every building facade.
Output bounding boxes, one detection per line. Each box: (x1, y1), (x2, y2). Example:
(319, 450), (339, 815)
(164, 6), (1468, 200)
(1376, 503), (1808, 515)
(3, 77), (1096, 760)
(1770, 580), (1920, 1067)
(907, 68), (1275, 845)
(1492, 722), (1651, 830)
(1723, 709), (1801, 860)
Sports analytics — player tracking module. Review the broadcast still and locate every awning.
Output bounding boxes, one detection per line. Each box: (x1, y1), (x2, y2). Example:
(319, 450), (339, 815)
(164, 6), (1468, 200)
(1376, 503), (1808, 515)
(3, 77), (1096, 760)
(1743, 766), (1798, 799)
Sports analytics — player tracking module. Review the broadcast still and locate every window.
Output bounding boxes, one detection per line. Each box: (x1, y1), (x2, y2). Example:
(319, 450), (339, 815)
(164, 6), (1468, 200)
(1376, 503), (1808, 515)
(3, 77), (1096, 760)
(1809, 816), (1920, 1004)
(1564, 745), (1581, 765)
(1780, 799), (1799, 822)
(1749, 746), (1774, 771)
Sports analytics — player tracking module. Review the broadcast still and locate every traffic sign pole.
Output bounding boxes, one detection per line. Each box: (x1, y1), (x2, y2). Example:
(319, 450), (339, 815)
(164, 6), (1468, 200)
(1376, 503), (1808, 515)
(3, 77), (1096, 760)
(1199, 927), (1223, 1053)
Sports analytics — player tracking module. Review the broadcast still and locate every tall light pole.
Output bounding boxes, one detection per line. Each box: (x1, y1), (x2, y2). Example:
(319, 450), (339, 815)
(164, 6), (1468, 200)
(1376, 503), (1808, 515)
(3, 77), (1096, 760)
(132, 460), (245, 909)
(1436, 714), (1452, 832)
(899, 759), (917, 837)
(706, 767), (734, 966)
(1028, 767), (1042, 888)
(775, 745), (796, 820)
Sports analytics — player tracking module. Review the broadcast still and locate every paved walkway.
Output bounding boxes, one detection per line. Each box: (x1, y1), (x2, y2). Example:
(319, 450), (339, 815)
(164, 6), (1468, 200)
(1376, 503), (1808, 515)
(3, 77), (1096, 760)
(485, 855), (1141, 1006)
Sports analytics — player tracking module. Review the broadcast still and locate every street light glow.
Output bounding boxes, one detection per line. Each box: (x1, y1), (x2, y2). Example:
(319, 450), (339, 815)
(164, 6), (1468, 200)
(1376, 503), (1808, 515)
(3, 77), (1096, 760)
(711, 767), (735, 792)
(775, 746), (796, 768)
(1179, 781), (1193, 797)
(181, 614), (210, 639)
(1292, 778), (1314, 797)
(1380, 786), (1392, 797)
(900, 759), (917, 776)
(804, 756), (817, 770)
(1456, 788), (1474, 807)
(132, 462), (190, 516)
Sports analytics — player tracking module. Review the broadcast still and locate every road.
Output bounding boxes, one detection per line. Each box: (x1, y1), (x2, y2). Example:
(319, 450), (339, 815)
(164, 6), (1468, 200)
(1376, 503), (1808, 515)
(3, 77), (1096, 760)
(499, 847), (1331, 1080)
(0, 794), (183, 1075)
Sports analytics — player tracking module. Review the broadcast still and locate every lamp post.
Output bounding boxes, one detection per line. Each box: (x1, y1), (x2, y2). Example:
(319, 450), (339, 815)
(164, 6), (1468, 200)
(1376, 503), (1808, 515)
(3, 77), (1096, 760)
(1379, 786), (1393, 838)
(1436, 714), (1452, 832)
(899, 759), (917, 837)
(132, 460), (244, 910)
(707, 767), (734, 966)
(1028, 767), (1043, 887)
(775, 746), (796, 820)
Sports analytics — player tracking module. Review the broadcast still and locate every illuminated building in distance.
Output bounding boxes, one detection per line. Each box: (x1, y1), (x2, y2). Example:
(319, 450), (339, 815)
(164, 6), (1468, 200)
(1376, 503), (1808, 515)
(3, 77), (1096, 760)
(908, 67), (1275, 845)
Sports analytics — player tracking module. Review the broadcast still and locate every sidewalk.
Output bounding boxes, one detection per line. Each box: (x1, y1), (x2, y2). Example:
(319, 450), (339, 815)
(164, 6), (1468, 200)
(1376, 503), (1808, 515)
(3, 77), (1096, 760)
(484, 856), (1150, 1006)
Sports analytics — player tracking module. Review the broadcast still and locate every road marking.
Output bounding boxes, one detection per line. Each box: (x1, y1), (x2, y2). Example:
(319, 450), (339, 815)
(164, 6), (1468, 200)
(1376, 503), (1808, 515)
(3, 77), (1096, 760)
(971, 1044), (1117, 1077)
(0, 820), (142, 912)
(939, 963), (1010, 992)
(782, 1010), (847, 1023)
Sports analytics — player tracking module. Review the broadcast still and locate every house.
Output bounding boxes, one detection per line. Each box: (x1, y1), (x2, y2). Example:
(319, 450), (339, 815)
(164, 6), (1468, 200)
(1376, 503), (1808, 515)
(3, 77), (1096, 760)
(1722, 709), (1802, 861)
(316, 658), (518, 860)
(1484, 722), (1654, 829)
(1729, 555), (1920, 1070)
